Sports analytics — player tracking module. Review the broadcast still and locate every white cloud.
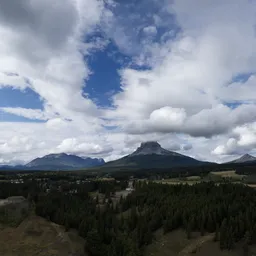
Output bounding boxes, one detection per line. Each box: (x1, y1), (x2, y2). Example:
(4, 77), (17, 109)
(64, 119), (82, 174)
(1, 107), (53, 120)
(45, 118), (69, 130)
(143, 26), (157, 36)
(0, 0), (104, 122)
(220, 74), (256, 102)
(55, 138), (112, 156)
(0, 72), (28, 90)
(235, 125), (256, 147)
(107, 1), (256, 138)
(0, 121), (110, 163)
(213, 123), (256, 157)
(212, 138), (238, 155)
(123, 104), (256, 138)
(150, 106), (186, 129)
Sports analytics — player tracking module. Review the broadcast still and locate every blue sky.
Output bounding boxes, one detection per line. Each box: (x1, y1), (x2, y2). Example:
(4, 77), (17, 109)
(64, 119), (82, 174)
(0, 0), (256, 164)
(0, 87), (43, 122)
(85, 41), (128, 108)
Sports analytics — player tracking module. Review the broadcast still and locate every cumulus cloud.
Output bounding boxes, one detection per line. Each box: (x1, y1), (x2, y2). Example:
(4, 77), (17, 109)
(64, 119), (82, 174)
(143, 26), (157, 36)
(106, 1), (256, 140)
(213, 123), (256, 156)
(124, 104), (256, 138)
(0, 0), (104, 122)
(150, 106), (186, 129)
(212, 138), (238, 155)
(0, 121), (112, 163)
(55, 138), (113, 156)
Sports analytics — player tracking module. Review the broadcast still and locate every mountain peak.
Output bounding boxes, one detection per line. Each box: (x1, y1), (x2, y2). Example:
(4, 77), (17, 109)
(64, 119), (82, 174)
(239, 154), (256, 161)
(242, 153), (253, 157)
(230, 153), (256, 163)
(129, 141), (178, 156)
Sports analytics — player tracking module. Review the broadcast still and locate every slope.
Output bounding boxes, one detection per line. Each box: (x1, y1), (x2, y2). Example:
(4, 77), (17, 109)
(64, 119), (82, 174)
(0, 215), (86, 256)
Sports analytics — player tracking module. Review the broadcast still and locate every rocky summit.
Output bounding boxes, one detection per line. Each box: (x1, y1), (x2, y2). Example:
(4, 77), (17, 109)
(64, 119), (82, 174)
(129, 141), (179, 156)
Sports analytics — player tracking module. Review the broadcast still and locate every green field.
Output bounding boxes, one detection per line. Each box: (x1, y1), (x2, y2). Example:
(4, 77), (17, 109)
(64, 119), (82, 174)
(154, 170), (251, 187)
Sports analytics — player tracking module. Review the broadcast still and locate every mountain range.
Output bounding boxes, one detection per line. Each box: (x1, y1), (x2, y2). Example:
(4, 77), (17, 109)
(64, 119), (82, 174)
(0, 153), (105, 171)
(25, 153), (105, 170)
(0, 141), (255, 171)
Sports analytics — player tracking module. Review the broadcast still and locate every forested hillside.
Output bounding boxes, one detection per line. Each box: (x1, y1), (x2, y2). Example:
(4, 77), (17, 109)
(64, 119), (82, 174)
(33, 181), (256, 256)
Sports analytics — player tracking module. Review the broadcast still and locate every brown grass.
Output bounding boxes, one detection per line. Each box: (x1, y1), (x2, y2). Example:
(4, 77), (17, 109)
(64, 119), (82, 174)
(211, 170), (245, 179)
(185, 176), (201, 181)
(0, 215), (86, 256)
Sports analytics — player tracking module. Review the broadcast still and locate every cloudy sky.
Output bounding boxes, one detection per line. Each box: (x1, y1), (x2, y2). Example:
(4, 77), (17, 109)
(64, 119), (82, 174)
(0, 0), (256, 165)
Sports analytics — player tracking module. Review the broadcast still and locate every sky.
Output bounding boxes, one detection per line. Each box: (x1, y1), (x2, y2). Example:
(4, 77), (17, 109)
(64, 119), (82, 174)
(0, 0), (256, 165)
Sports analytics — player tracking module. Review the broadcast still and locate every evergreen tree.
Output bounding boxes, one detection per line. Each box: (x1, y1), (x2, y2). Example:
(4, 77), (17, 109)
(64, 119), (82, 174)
(186, 221), (192, 239)
(220, 219), (228, 250)
(214, 223), (220, 242)
(85, 229), (103, 256)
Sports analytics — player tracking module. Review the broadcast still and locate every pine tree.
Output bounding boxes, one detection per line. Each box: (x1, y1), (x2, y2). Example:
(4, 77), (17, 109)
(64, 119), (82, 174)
(186, 221), (192, 239)
(200, 220), (205, 236)
(206, 214), (214, 232)
(243, 243), (249, 256)
(85, 229), (103, 256)
(214, 223), (220, 242)
(220, 219), (228, 250)
(226, 227), (235, 250)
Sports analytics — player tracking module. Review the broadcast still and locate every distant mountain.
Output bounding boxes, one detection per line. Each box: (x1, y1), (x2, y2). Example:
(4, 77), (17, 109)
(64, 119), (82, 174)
(25, 153), (105, 170)
(103, 141), (208, 169)
(229, 154), (256, 164)
(0, 165), (25, 171)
